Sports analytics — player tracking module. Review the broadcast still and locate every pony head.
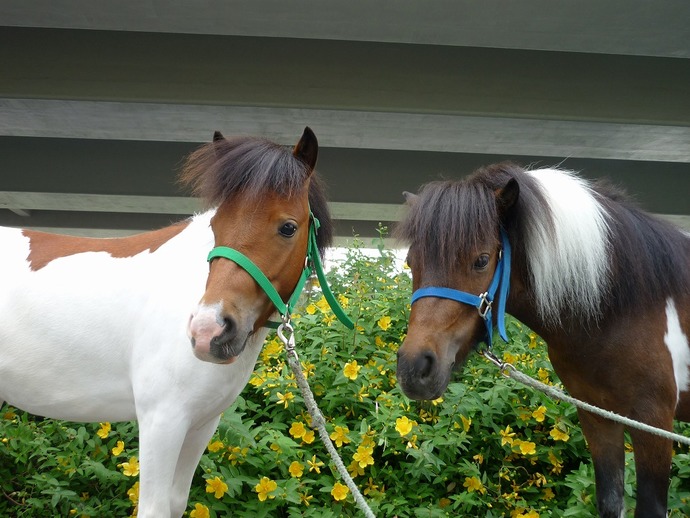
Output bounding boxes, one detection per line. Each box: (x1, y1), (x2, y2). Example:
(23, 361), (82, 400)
(182, 127), (332, 364)
(395, 167), (520, 399)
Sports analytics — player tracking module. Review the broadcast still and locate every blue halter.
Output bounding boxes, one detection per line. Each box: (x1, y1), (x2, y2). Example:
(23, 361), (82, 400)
(410, 229), (511, 348)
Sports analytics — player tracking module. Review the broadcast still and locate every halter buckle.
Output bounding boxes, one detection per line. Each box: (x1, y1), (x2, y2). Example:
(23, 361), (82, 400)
(477, 292), (492, 319)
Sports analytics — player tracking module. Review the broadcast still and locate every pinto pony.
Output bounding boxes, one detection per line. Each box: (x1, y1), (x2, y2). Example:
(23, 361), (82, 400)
(0, 128), (332, 517)
(396, 163), (690, 517)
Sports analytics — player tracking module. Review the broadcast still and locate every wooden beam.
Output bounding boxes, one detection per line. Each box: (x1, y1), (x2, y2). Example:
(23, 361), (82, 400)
(2, 99), (689, 162)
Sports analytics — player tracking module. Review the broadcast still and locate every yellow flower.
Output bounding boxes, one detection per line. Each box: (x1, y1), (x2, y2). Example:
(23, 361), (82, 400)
(473, 453), (484, 464)
(395, 416), (415, 437)
(127, 481), (139, 505)
(254, 476), (278, 501)
(120, 457), (140, 477)
(261, 340), (282, 359)
(249, 374), (265, 387)
(300, 492), (314, 506)
(323, 314), (336, 326)
(337, 294), (349, 308)
(463, 476), (486, 494)
(503, 351), (519, 364)
(439, 497), (451, 508)
(227, 446), (247, 465)
(375, 336), (385, 347)
(276, 391), (294, 408)
(537, 368), (551, 384)
(500, 425), (516, 446)
(302, 429), (315, 444)
(532, 406), (547, 422)
(190, 503), (210, 518)
(377, 316), (392, 331)
(348, 459), (365, 477)
(330, 426), (351, 447)
(316, 296), (330, 312)
(515, 440), (537, 456)
(515, 510), (540, 518)
(548, 450), (563, 474)
(111, 440), (125, 456)
(206, 476), (228, 499)
(306, 303), (317, 315)
(343, 360), (361, 380)
(518, 409), (532, 422)
(331, 482), (349, 501)
(289, 421), (307, 439)
(289, 461), (304, 478)
(307, 455), (325, 473)
(96, 422), (111, 439)
(532, 473), (547, 487)
(207, 440), (224, 453)
(460, 415), (472, 432)
(542, 487), (555, 501)
(361, 433), (376, 448)
(353, 444), (375, 468)
(364, 477), (380, 496)
(550, 426), (570, 442)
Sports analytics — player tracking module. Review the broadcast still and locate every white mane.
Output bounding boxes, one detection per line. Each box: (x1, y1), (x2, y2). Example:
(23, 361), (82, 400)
(523, 167), (611, 326)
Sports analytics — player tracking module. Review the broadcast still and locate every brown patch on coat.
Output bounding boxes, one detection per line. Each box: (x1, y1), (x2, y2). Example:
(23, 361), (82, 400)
(23, 220), (190, 271)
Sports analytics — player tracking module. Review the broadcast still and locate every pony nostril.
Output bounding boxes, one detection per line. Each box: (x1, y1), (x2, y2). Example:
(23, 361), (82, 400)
(211, 316), (237, 346)
(222, 317), (237, 339)
(416, 351), (436, 379)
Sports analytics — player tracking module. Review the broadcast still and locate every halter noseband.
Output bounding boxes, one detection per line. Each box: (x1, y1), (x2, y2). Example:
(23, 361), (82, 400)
(206, 213), (354, 330)
(410, 229), (511, 348)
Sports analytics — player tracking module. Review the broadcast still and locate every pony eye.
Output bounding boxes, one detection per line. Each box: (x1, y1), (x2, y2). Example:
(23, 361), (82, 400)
(279, 222), (298, 238)
(473, 254), (490, 270)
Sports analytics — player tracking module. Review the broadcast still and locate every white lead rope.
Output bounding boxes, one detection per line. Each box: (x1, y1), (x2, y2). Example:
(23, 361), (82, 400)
(278, 320), (377, 518)
(482, 350), (690, 447)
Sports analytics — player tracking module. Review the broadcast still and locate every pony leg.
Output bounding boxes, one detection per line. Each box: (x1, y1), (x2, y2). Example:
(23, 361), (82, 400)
(577, 410), (626, 518)
(627, 426), (673, 517)
(170, 415), (221, 517)
(135, 412), (190, 518)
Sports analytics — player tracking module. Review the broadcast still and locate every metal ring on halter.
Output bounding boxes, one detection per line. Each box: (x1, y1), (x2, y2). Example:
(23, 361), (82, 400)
(477, 293), (492, 319)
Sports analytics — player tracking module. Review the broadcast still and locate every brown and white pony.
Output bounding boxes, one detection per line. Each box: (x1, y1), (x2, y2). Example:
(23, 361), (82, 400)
(0, 128), (332, 517)
(395, 163), (690, 517)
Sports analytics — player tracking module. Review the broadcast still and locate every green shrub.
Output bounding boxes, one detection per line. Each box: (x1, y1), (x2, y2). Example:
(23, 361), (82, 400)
(1, 234), (689, 517)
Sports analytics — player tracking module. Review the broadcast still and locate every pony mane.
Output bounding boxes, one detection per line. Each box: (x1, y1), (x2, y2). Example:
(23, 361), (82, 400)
(398, 163), (690, 327)
(178, 135), (333, 255)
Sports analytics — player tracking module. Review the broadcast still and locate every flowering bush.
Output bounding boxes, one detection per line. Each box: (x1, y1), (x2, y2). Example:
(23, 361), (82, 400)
(1, 233), (689, 517)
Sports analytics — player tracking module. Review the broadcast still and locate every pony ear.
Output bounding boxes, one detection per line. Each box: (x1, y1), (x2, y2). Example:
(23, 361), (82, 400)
(495, 178), (519, 214)
(293, 127), (318, 173)
(403, 191), (419, 206)
(212, 131), (226, 159)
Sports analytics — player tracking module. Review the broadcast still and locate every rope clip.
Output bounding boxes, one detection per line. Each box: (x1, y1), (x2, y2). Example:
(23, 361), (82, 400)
(277, 314), (298, 361)
(481, 349), (514, 377)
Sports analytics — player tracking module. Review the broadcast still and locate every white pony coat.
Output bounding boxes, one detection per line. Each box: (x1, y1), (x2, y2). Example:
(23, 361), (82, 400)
(0, 210), (270, 517)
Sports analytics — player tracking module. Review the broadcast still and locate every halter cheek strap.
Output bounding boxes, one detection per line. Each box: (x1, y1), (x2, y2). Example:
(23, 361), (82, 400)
(207, 214), (354, 330)
(410, 229), (511, 348)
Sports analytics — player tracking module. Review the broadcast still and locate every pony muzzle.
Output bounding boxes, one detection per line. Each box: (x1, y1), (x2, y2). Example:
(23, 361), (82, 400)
(396, 345), (451, 401)
(187, 305), (247, 364)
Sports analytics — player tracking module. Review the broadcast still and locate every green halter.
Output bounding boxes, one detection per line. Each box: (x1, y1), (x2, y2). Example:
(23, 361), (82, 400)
(207, 214), (354, 330)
